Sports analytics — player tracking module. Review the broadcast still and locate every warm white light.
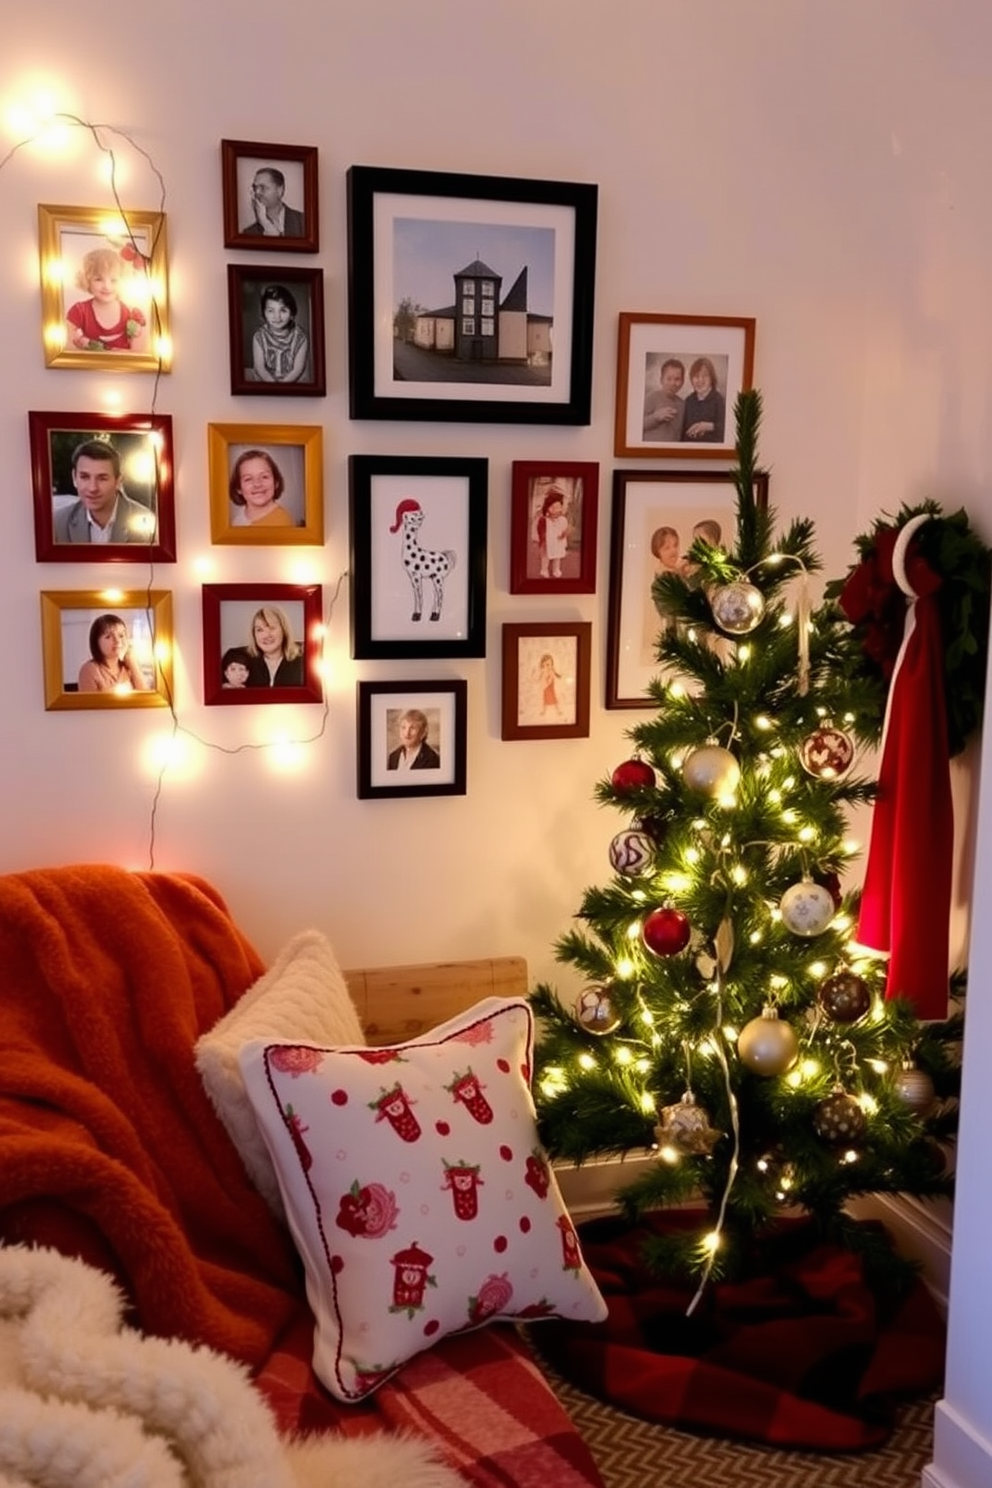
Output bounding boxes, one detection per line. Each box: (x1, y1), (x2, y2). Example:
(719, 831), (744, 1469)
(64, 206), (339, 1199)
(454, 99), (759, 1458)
(722, 1023), (739, 1041)
(755, 714), (772, 731)
(779, 612), (793, 628)
(799, 1058), (820, 1078)
(634, 1058), (651, 1074)
(669, 681), (686, 699)
(192, 554), (217, 579)
(798, 826), (816, 843)
(614, 1046), (633, 1066)
(659, 1145), (680, 1165)
(841, 1150), (859, 1165)
(639, 1092), (656, 1114)
(702, 1231), (721, 1253)
(858, 1093), (878, 1115)
(615, 957), (635, 979)
(833, 913), (853, 932)
(626, 921), (642, 941)
(737, 645), (751, 662)
(810, 961), (827, 978)
(730, 864), (747, 886)
(749, 930), (763, 945)
(98, 588), (126, 603)
(869, 1059), (889, 1074)
(631, 888), (647, 902)
(685, 847), (700, 865)
(842, 838), (860, 856)
(267, 737), (307, 773)
(578, 1053), (596, 1071)
(770, 975), (788, 989)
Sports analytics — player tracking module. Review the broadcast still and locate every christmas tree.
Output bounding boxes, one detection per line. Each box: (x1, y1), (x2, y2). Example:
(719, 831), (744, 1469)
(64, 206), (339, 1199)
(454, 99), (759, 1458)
(531, 390), (962, 1293)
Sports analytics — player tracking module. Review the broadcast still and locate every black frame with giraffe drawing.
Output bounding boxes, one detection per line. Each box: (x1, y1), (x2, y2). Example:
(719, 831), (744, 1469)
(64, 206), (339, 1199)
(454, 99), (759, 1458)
(348, 454), (488, 659)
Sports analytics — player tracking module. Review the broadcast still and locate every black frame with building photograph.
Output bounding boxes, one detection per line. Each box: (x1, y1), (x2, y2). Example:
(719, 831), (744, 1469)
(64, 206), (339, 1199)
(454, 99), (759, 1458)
(614, 312), (756, 460)
(227, 265), (326, 397)
(221, 139), (319, 253)
(357, 679), (467, 799)
(346, 165), (597, 424)
(30, 410), (176, 563)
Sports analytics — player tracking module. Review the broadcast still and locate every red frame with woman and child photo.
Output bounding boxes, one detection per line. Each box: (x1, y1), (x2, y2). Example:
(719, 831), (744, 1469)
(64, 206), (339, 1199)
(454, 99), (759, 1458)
(509, 461), (599, 595)
(613, 312), (755, 461)
(37, 205), (171, 373)
(201, 583), (324, 706)
(227, 265), (326, 397)
(501, 621), (591, 741)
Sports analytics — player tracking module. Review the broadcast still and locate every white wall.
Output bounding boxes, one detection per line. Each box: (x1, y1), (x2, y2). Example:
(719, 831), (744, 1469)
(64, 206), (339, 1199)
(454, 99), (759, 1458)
(3, 3), (992, 1484)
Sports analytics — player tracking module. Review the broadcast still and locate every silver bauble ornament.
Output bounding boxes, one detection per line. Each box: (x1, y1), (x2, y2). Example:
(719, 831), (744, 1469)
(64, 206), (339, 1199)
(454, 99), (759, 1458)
(573, 987), (620, 1035)
(798, 725), (856, 781)
(812, 1088), (868, 1145)
(737, 1005), (799, 1076)
(654, 1092), (722, 1155)
(710, 580), (765, 636)
(779, 879), (836, 937)
(683, 743), (740, 797)
(608, 829), (655, 878)
(893, 1065), (936, 1115)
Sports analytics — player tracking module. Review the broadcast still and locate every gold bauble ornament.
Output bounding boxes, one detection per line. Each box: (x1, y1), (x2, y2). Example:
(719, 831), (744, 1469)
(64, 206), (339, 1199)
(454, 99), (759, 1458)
(654, 1092), (722, 1155)
(737, 1005), (799, 1076)
(683, 742), (740, 797)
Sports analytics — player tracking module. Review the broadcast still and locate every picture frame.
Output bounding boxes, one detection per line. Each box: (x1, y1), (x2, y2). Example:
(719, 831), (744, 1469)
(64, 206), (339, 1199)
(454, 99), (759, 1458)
(357, 679), (467, 799)
(606, 469), (769, 709)
(349, 454), (488, 660)
(207, 423), (323, 545)
(614, 313), (756, 460)
(38, 204), (171, 372)
(227, 265), (326, 397)
(501, 622), (591, 741)
(220, 139), (319, 253)
(40, 589), (173, 711)
(201, 582), (324, 705)
(509, 460), (598, 594)
(346, 164), (597, 424)
(30, 411), (176, 563)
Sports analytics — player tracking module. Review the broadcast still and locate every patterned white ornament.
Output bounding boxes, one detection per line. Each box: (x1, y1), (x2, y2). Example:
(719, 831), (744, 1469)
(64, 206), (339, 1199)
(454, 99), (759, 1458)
(608, 830), (655, 877)
(779, 879), (836, 937)
(798, 726), (856, 781)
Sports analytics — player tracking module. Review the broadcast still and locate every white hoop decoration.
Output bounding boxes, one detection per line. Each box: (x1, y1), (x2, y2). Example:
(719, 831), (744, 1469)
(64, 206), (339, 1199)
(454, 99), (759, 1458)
(891, 512), (935, 599)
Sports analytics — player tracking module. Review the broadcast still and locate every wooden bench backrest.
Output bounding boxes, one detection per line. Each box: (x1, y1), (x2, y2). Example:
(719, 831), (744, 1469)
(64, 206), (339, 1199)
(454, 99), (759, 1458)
(343, 956), (529, 1046)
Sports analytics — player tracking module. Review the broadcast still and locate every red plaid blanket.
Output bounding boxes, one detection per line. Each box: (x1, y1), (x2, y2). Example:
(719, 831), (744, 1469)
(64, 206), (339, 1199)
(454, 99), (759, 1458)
(530, 1212), (944, 1451)
(256, 1309), (606, 1487)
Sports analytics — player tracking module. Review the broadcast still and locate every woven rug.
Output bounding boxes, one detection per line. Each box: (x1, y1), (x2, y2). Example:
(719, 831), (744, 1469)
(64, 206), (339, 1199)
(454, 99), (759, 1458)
(541, 1360), (936, 1488)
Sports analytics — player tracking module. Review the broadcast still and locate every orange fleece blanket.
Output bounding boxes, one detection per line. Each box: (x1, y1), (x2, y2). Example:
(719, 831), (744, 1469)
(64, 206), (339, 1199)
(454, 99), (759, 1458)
(0, 863), (303, 1366)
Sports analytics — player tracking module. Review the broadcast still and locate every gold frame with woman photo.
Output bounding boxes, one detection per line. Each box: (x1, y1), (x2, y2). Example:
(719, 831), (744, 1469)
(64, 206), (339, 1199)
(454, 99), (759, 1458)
(40, 590), (173, 711)
(38, 204), (171, 372)
(201, 582), (323, 705)
(614, 313), (755, 460)
(501, 621), (591, 741)
(357, 679), (467, 799)
(221, 139), (319, 253)
(207, 423), (323, 545)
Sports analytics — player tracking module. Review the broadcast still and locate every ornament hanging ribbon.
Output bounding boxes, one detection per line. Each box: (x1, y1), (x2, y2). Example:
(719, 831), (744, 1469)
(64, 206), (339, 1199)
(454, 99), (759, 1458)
(847, 514), (953, 1018)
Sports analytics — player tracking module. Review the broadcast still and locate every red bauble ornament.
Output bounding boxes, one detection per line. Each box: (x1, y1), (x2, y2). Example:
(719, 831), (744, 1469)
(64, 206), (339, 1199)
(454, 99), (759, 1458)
(799, 725), (856, 780)
(611, 757), (655, 793)
(642, 906), (691, 957)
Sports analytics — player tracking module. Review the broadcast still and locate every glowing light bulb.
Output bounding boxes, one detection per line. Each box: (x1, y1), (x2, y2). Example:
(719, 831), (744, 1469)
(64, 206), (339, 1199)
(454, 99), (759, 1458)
(615, 957), (635, 979)
(798, 826), (816, 843)
(578, 1053), (597, 1071)
(639, 1092), (656, 1114)
(614, 1046), (633, 1066)
(755, 714), (772, 731)
(737, 645), (751, 662)
(779, 611), (794, 628)
(702, 1231), (721, 1254)
(626, 921), (642, 941)
(659, 1145), (680, 1164)
(730, 864), (747, 885)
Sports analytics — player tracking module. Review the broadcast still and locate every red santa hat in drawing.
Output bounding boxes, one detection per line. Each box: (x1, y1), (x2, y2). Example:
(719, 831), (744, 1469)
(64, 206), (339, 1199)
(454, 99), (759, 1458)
(390, 498), (422, 532)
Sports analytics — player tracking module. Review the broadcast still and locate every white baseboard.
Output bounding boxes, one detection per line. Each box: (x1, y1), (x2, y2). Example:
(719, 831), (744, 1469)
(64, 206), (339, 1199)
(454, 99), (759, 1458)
(923, 1400), (992, 1488)
(553, 1150), (655, 1219)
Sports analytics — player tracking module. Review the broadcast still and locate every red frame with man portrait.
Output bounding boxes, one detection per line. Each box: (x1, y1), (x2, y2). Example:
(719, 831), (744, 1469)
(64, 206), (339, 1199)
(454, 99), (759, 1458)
(29, 410), (176, 564)
(201, 582), (324, 706)
(220, 139), (319, 253)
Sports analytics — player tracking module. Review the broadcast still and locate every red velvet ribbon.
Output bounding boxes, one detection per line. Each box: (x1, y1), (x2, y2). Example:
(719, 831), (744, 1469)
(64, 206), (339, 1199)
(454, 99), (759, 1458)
(841, 528), (952, 1017)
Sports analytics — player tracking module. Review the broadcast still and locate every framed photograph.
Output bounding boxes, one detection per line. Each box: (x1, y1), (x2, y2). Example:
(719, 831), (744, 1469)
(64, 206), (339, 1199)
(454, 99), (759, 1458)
(614, 313), (756, 459)
(201, 583), (324, 705)
(207, 423), (323, 544)
(40, 590), (173, 711)
(38, 204), (170, 372)
(227, 265), (326, 396)
(606, 469), (769, 709)
(501, 622), (591, 741)
(357, 679), (467, 799)
(346, 164), (597, 424)
(509, 460), (598, 594)
(349, 454), (488, 660)
(29, 411), (175, 563)
(221, 139), (319, 253)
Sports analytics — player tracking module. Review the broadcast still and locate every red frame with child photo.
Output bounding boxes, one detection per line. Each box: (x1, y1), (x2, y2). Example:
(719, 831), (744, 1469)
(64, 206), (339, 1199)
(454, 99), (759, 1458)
(227, 266), (326, 397)
(509, 461), (598, 595)
(501, 622), (591, 741)
(38, 205), (171, 373)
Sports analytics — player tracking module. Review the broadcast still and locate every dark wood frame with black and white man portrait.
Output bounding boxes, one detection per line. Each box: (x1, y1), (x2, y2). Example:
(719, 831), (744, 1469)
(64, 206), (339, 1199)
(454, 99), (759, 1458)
(201, 582), (324, 705)
(349, 454), (488, 660)
(357, 679), (467, 800)
(30, 411), (176, 563)
(347, 165), (597, 424)
(227, 265), (326, 397)
(221, 140), (319, 253)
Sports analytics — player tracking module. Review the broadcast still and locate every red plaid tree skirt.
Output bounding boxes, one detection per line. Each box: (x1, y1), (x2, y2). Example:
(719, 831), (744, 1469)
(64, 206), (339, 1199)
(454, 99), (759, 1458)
(531, 1212), (944, 1451)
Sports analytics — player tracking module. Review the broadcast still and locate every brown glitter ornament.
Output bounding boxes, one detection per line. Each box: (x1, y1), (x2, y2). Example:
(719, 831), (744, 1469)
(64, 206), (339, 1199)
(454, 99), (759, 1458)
(817, 969), (871, 1024)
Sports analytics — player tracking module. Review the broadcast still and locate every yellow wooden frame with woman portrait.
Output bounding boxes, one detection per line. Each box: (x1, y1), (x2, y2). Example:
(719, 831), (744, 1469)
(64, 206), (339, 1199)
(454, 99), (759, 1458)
(40, 589), (174, 711)
(207, 423), (324, 545)
(38, 205), (171, 373)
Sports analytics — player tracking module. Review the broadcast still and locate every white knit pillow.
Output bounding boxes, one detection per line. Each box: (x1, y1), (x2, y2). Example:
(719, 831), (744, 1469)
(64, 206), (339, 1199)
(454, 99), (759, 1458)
(195, 930), (364, 1214)
(238, 997), (607, 1401)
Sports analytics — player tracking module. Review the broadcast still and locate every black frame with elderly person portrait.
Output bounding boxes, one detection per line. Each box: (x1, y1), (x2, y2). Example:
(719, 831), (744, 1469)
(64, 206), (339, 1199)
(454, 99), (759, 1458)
(40, 590), (173, 711)
(221, 140), (319, 253)
(227, 265), (326, 397)
(357, 679), (467, 800)
(207, 423), (323, 545)
(201, 583), (324, 706)
(37, 204), (171, 373)
(30, 411), (176, 563)
(614, 313), (756, 460)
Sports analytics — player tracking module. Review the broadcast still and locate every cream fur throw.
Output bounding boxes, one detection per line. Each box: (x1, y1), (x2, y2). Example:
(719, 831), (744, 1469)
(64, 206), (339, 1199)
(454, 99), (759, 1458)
(0, 1245), (466, 1488)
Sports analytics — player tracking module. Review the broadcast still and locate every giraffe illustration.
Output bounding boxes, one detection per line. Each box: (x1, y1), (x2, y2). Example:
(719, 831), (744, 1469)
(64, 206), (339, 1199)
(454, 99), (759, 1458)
(389, 498), (457, 622)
